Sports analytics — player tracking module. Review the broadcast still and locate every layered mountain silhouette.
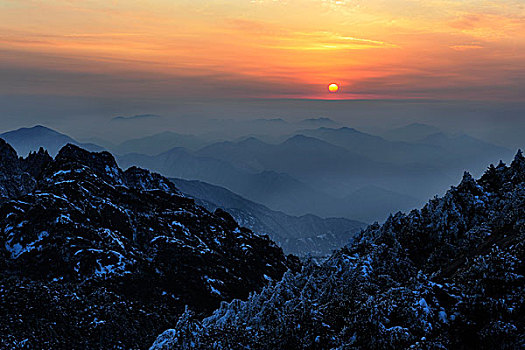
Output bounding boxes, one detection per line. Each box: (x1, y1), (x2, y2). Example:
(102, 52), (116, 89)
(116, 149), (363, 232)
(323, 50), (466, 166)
(152, 151), (525, 350)
(418, 132), (512, 175)
(0, 139), (298, 349)
(113, 131), (209, 155)
(2, 124), (511, 224)
(195, 134), (452, 200)
(118, 145), (420, 222)
(117, 148), (346, 218)
(381, 122), (441, 142)
(296, 126), (445, 165)
(0, 125), (103, 156)
(296, 126), (511, 175)
(170, 178), (365, 256)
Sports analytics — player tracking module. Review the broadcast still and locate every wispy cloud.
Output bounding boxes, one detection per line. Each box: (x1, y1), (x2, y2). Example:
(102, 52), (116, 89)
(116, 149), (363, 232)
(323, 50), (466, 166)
(449, 44), (484, 51)
(273, 31), (398, 50)
(111, 114), (162, 122)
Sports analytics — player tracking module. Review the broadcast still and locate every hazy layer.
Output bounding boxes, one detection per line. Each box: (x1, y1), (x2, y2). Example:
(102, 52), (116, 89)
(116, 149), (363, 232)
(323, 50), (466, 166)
(1, 96), (524, 150)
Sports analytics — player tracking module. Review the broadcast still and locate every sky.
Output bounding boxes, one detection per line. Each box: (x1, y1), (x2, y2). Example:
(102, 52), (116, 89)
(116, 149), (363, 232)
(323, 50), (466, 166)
(1, 0), (524, 101)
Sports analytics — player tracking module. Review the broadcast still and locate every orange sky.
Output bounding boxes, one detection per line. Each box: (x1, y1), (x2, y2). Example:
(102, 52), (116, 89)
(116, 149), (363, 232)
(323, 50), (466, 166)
(1, 0), (524, 100)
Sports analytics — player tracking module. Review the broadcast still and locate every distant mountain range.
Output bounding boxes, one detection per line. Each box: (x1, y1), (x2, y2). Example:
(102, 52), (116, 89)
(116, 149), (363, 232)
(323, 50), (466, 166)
(105, 117), (340, 155)
(114, 131), (209, 155)
(1, 123), (512, 224)
(193, 133), (453, 201)
(170, 177), (366, 256)
(296, 126), (445, 165)
(418, 132), (512, 175)
(381, 122), (441, 142)
(117, 148), (348, 218)
(0, 125), (103, 156)
(118, 146), (421, 222)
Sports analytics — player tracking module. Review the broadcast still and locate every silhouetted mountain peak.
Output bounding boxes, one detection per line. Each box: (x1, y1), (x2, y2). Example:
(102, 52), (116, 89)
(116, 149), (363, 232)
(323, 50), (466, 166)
(6, 125), (64, 137)
(31, 125), (53, 130)
(282, 134), (324, 145)
(335, 126), (360, 133)
(0, 125), (104, 156)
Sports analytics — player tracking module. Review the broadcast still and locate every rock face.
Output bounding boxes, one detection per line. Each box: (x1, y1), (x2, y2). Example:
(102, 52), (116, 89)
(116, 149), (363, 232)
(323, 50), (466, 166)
(0, 141), (298, 349)
(152, 152), (525, 350)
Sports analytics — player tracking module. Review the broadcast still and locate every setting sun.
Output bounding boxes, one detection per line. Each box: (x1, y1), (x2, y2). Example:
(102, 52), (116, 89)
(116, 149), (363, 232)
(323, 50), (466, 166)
(328, 83), (339, 93)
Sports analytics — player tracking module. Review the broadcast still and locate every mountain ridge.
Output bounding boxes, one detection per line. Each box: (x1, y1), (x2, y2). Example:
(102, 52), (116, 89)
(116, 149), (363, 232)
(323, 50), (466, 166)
(0, 140), (298, 349)
(152, 151), (525, 349)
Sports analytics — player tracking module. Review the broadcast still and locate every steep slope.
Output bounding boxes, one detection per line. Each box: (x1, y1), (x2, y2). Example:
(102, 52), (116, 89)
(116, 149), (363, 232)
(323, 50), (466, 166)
(0, 141), (297, 349)
(170, 178), (365, 256)
(0, 125), (103, 156)
(152, 152), (525, 350)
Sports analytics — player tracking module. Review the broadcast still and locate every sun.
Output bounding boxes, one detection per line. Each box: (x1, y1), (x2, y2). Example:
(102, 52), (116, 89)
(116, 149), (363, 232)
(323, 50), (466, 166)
(328, 83), (339, 93)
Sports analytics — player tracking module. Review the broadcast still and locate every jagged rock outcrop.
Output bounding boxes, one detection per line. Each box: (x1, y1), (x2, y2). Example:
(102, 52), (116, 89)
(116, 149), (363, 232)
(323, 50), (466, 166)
(0, 140), (52, 203)
(152, 152), (525, 350)
(0, 141), (299, 349)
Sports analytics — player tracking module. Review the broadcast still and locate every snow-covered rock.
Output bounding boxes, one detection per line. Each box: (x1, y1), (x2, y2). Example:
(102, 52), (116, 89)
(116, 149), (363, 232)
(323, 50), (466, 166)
(0, 141), (299, 349)
(151, 151), (525, 349)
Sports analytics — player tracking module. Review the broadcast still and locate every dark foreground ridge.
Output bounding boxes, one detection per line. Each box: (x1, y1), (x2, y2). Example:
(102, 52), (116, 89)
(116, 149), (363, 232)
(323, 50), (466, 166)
(152, 151), (525, 349)
(0, 139), (299, 349)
